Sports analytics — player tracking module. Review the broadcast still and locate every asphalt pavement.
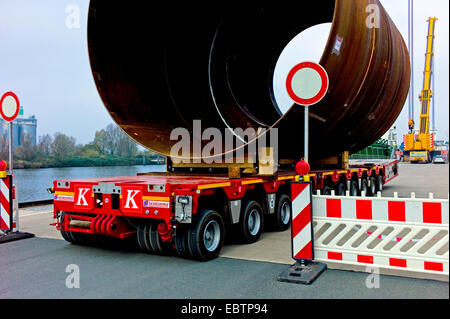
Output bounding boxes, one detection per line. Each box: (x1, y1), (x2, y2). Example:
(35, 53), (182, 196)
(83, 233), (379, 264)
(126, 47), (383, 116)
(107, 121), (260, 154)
(382, 163), (449, 199)
(0, 237), (447, 299)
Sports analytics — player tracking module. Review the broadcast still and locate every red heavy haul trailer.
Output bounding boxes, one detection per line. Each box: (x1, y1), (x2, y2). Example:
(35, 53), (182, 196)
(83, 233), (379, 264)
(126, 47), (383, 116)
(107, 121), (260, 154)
(50, 1), (410, 261)
(51, 159), (399, 261)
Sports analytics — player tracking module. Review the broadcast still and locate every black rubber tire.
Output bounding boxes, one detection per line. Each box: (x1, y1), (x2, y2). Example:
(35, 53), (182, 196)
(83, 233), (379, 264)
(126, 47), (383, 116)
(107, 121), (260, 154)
(349, 180), (359, 197)
(59, 212), (91, 245)
(59, 212), (74, 243)
(376, 175), (383, 193)
(136, 223), (146, 251)
(270, 194), (292, 232)
(174, 224), (192, 258)
(336, 182), (346, 196)
(143, 223), (155, 253)
(322, 186), (332, 195)
(69, 230), (91, 245)
(137, 223), (153, 253)
(148, 222), (172, 255)
(238, 200), (264, 244)
(368, 177), (376, 196)
(188, 210), (225, 261)
(360, 178), (369, 196)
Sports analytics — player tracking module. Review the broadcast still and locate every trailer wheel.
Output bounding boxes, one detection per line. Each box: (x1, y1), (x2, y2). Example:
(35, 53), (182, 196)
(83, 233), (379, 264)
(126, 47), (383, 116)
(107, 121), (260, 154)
(336, 182), (346, 196)
(69, 230), (91, 245)
(321, 186), (332, 195)
(143, 223), (155, 253)
(368, 177), (376, 196)
(238, 200), (264, 244)
(137, 223), (146, 251)
(59, 212), (74, 243)
(59, 212), (91, 245)
(350, 180), (358, 197)
(360, 178), (369, 196)
(376, 175), (383, 193)
(137, 223), (153, 253)
(188, 210), (225, 261)
(270, 194), (291, 232)
(174, 225), (192, 258)
(148, 222), (172, 255)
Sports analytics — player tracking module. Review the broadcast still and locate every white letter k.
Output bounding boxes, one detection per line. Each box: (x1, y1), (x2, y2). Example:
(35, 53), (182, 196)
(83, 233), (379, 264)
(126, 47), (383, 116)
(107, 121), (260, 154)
(76, 188), (90, 206)
(125, 190), (140, 209)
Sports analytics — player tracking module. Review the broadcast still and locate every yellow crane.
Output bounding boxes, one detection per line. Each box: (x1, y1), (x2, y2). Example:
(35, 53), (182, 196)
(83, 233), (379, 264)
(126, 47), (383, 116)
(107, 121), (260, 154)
(404, 17), (438, 163)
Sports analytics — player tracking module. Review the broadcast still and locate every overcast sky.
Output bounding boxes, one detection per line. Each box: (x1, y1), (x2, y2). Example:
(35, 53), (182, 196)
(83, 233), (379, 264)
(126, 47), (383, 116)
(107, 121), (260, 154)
(0, 0), (448, 146)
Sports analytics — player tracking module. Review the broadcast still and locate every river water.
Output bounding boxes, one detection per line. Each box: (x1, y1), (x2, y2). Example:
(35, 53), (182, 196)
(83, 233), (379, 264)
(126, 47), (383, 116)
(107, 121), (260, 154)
(13, 165), (165, 203)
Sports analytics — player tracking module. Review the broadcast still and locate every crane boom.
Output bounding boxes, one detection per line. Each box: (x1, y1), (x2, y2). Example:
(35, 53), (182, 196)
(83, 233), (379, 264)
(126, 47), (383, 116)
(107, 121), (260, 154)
(403, 17), (438, 163)
(419, 17), (437, 135)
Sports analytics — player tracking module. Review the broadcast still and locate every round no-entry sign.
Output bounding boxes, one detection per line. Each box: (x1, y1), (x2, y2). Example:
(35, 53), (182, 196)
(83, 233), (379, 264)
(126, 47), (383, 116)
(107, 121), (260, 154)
(0, 92), (20, 122)
(286, 62), (329, 106)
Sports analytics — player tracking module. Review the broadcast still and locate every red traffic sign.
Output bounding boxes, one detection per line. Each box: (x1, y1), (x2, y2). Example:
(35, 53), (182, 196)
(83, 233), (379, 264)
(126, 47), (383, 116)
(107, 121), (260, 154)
(0, 92), (20, 122)
(286, 62), (329, 106)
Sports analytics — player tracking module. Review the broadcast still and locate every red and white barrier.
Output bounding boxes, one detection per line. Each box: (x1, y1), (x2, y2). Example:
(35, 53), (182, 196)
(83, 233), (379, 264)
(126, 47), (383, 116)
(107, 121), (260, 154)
(313, 192), (448, 224)
(291, 182), (313, 261)
(311, 192), (449, 277)
(1, 175), (12, 232)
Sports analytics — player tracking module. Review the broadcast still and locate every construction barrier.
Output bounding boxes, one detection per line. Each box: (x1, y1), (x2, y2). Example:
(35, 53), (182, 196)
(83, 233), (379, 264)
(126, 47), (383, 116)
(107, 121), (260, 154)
(279, 182), (326, 284)
(1, 175), (13, 232)
(291, 182), (314, 261)
(312, 191), (449, 277)
(0, 174), (33, 243)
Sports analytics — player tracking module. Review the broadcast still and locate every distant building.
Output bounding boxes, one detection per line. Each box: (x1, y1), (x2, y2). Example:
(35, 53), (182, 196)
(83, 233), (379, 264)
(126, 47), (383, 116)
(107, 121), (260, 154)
(0, 107), (37, 149)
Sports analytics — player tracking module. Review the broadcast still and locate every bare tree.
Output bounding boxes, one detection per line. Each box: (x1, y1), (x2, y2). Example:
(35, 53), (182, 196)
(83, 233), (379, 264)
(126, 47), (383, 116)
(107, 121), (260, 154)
(51, 133), (76, 162)
(38, 134), (53, 155)
(93, 129), (110, 155)
(106, 123), (121, 155)
(102, 123), (138, 158)
(118, 132), (137, 158)
(15, 133), (37, 161)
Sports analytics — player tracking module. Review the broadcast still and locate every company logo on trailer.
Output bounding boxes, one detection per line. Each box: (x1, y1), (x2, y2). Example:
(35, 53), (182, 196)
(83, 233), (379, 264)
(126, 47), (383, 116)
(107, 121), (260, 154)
(144, 200), (170, 209)
(121, 186), (142, 212)
(74, 186), (92, 209)
(54, 195), (74, 202)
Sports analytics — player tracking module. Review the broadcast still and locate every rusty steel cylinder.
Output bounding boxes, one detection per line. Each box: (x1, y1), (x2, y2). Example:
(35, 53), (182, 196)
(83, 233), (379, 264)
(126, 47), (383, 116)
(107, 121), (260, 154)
(87, 0), (410, 162)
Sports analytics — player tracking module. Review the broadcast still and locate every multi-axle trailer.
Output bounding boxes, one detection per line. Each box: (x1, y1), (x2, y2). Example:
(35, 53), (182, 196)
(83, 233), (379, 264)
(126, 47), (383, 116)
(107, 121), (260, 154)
(50, 0), (408, 261)
(51, 159), (398, 261)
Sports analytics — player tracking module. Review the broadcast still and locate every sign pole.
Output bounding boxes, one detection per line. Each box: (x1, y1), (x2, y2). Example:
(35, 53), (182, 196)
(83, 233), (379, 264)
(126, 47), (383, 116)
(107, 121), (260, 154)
(281, 62), (329, 285)
(304, 106), (309, 162)
(1, 91), (20, 175)
(286, 62), (328, 164)
(9, 122), (13, 175)
(0, 91), (34, 241)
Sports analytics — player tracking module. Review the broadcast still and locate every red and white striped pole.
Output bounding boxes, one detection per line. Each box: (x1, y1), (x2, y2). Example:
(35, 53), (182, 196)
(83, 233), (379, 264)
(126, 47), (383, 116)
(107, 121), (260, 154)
(278, 180), (327, 285)
(0, 167), (33, 242)
(1, 175), (13, 233)
(291, 182), (314, 262)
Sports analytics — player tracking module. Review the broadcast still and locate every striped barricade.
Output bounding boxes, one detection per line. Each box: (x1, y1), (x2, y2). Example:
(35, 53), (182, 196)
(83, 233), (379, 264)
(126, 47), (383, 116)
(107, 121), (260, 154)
(0, 175), (34, 243)
(279, 181), (326, 285)
(1, 175), (13, 232)
(312, 192), (449, 277)
(291, 182), (313, 262)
